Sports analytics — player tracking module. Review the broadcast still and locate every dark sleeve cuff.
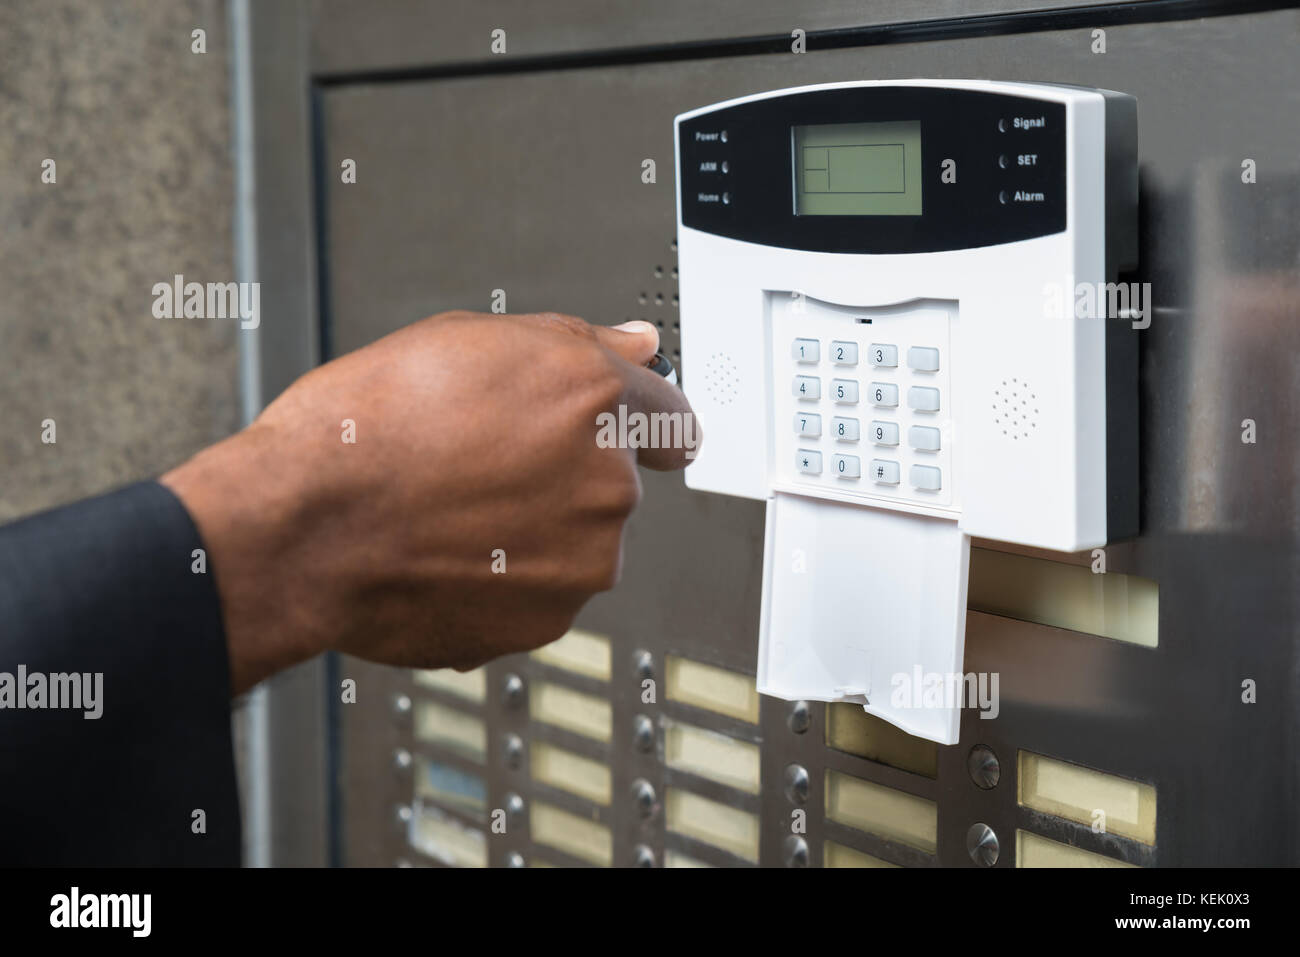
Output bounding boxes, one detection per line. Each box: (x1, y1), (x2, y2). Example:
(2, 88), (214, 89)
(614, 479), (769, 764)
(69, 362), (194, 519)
(0, 481), (241, 865)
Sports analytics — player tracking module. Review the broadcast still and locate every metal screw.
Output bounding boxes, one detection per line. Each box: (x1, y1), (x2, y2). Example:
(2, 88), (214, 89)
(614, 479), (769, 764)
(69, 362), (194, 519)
(633, 714), (655, 753)
(631, 779), (657, 818)
(505, 793), (525, 817)
(633, 650), (654, 680)
(395, 804), (413, 826)
(633, 845), (656, 868)
(787, 700), (811, 734)
(392, 693), (412, 716)
(784, 764), (810, 804)
(505, 852), (525, 869)
(967, 745), (1000, 790)
(784, 836), (809, 868)
(503, 734), (524, 769)
(966, 823), (1000, 867)
(392, 748), (412, 771)
(502, 673), (525, 709)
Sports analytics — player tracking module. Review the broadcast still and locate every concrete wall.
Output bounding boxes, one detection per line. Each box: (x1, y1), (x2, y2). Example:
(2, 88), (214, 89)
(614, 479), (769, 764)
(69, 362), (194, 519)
(0, 0), (238, 520)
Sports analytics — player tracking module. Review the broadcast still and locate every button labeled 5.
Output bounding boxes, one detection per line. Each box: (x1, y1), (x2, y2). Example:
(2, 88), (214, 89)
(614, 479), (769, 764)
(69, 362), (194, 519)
(831, 379), (859, 404)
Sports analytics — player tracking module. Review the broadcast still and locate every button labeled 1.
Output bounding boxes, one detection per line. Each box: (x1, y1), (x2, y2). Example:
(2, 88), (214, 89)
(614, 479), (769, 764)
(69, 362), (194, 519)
(792, 338), (819, 363)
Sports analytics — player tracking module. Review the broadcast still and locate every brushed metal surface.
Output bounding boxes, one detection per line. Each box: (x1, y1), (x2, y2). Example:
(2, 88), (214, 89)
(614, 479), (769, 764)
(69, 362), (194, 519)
(287, 9), (1299, 866)
(308, 0), (1146, 75)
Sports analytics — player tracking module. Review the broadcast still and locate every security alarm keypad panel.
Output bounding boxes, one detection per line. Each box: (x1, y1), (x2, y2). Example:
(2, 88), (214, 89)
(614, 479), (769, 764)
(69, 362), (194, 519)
(675, 81), (1137, 745)
(779, 296), (955, 507)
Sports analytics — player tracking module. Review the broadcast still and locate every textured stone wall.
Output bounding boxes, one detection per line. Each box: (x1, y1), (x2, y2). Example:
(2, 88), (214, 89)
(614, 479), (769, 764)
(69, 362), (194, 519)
(0, 0), (238, 520)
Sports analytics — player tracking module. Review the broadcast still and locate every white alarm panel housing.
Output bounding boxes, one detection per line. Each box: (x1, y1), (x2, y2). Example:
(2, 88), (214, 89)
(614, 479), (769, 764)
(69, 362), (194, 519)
(675, 80), (1138, 744)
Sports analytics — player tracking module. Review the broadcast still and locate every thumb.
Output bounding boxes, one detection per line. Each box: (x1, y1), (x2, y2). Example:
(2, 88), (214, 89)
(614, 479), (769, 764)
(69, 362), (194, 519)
(594, 320), (660, 366)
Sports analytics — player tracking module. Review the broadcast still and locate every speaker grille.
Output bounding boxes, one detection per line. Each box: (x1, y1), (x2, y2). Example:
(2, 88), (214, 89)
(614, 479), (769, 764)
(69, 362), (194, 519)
(703, 352), (739, 406)
(992, 378), (1038, 440)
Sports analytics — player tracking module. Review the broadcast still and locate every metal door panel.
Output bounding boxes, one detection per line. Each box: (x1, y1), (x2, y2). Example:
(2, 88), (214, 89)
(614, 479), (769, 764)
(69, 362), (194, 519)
(316, 10), (1298, 866)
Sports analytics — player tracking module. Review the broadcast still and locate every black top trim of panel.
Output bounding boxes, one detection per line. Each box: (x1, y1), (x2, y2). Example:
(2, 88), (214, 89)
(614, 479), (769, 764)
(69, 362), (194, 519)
(678, 87), (1066, 254)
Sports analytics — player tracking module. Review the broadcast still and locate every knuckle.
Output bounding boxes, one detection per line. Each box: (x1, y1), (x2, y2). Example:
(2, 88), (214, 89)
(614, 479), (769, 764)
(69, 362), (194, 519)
(532, 311), (595, 341)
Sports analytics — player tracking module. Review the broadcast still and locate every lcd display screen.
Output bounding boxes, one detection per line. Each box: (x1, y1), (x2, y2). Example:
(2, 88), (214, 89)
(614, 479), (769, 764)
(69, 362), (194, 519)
(793, 121), (922, 215)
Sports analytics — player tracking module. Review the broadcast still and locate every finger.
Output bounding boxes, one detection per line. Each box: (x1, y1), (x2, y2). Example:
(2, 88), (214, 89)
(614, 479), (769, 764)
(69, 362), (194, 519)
(592, 320), (660, 367)
(615, 361), (702, 471)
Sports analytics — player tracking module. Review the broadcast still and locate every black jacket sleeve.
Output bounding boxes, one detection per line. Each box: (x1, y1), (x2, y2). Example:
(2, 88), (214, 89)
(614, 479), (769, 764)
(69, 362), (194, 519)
(0, 481), (241, 866)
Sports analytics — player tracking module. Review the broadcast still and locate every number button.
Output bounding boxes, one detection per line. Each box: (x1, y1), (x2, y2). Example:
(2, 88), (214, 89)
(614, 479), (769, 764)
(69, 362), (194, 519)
(832, 417), (859, 442)
(796, 450), (823, 475)
(792, 338), (820, 363)
(833, 454), (861, 479)
(870, 421), (899, 446)
(831, 379), (859, 404)
(793, 375), (820, 400)
(830, 341), (858, 365)
(870, 382), (898, 407)
(869, 344), (898, 367)
(794, 413), (822, 437)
